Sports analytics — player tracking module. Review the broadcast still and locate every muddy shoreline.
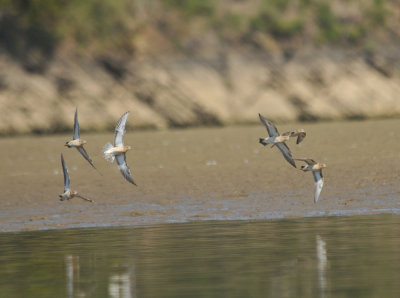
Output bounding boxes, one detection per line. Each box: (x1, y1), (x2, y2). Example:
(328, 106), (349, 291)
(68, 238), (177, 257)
(0, 119), (399, 232)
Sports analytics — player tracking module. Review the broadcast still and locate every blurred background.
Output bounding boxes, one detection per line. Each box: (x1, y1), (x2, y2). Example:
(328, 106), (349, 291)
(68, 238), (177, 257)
(1, 0), (400, 135)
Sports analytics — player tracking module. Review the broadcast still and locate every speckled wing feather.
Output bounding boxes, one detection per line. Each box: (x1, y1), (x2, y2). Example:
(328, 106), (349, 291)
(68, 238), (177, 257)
(116, 154), (136, 185)
(114, 112), (129, 146)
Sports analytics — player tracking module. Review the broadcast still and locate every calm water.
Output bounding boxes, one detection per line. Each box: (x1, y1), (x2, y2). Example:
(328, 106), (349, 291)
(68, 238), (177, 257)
(1, 214), (400, 298)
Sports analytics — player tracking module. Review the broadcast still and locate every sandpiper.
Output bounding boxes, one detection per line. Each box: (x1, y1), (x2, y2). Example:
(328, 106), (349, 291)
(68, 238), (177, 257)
(258, 113), (297, 168)
(295, 158), (326, 203)
(282, 129), (306, 144)
(59, 153), (93, 202)
(103, 111), (136, 185)
(65, 107), (99, 174)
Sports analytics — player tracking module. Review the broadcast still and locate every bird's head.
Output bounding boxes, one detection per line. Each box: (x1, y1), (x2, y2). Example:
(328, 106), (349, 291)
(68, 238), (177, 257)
(64, 142), (70, 147)
(259, 138), (268, 146)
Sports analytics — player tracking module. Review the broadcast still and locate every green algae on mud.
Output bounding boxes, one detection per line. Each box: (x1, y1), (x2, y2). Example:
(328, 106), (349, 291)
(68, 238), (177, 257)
(0, 119), (399, 232)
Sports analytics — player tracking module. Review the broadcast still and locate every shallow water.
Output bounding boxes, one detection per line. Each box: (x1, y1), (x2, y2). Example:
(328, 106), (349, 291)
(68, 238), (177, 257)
(1, 214), (400, 297)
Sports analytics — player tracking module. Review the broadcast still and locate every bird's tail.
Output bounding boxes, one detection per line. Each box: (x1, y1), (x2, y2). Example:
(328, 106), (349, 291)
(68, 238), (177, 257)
(103, 142), (115, 163)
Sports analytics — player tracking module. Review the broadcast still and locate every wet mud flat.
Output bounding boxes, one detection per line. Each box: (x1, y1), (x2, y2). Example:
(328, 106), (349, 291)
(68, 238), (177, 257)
(0, 119), (399, 232)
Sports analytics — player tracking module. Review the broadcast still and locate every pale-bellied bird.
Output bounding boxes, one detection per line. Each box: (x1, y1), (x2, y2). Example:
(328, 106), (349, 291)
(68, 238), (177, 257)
(258, 113), (297, 168)
(295, 158), (326, 203)
(65, 107), (100, 174)
(282, 129), (306, 144)
(103, 111), (136, 185)
(59, 153), (93, 202)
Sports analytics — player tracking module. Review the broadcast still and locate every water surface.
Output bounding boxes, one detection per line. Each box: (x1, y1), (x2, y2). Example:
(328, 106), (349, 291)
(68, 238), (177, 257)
(1, 214), (400, 297)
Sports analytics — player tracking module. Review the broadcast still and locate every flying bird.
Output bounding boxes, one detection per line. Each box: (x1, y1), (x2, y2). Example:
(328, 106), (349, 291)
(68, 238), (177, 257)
(59, 153), (93, 202)
(295, 158), (326, 203)
(103, 111), (136, 185)
(282, 129), (306, 144)
(258, 113), (297, 168)
(65, 107), (100, 174)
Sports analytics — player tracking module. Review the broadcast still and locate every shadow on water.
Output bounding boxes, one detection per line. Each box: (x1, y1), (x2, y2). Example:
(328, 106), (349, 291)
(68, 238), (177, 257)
(1, 214), (400, 297)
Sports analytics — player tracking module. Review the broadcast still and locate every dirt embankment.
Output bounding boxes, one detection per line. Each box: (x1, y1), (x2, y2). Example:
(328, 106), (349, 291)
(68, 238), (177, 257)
(1, 46), (400, 135)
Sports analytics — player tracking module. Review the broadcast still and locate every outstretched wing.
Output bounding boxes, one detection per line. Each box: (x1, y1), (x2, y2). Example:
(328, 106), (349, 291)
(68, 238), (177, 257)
(295, 158), (316, 165)
(313, 170), (324, 203)
(76, 147), (96, 169)
(296, 131), (306, 144)
(114, 112), (130, 146)
(281, 130), (293, 137)
(116, 154), (136, 185)
(258, 113), (279, 137)
(73, 107), (80, 140)
(275, 142), (296, 168)
(76, 194), (94, 203)
(61, 153), (70, 192)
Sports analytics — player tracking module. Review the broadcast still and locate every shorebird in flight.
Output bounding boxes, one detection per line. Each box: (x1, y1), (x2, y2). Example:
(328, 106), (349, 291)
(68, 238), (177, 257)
(65, 107), (100, 174)
(103, 111), (136, 185)
(258, 113), (297, 168)
(59, 154), (93, 202)
(282, 129), (306, 144)
(295, 158), (326, 203)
